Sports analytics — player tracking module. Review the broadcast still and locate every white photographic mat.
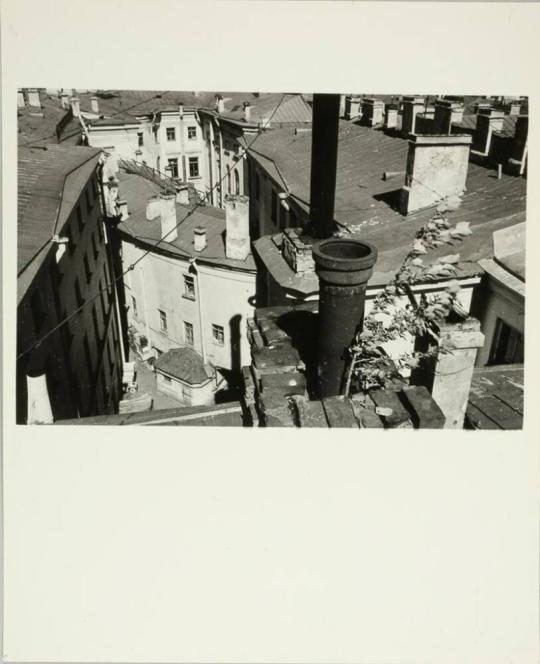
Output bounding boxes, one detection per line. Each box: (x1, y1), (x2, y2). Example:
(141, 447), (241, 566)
(2, 1), (539, 662)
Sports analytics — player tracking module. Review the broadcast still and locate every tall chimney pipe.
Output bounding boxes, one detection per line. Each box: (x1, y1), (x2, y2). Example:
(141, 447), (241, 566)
(312, 238), (378, 398)
(309, 93), (341, 239)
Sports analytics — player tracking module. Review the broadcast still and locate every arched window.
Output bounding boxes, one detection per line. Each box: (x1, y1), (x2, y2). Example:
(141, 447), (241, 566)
(234, 168), (240, 195)
(226, 166), (231, 194)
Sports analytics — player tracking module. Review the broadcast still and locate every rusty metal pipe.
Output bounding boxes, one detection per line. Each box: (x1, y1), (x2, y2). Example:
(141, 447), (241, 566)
(313, 238), (378, 398)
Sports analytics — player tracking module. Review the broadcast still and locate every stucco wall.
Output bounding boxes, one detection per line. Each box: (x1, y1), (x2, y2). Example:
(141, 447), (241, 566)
(155, 371), (215, 406)
(122, 241), (256, 372)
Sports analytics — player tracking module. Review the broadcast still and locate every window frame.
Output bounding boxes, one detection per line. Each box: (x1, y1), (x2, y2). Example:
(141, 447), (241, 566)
(188, 156), (200, 178)
(166, 127), (176, 142)
(158, 309), (168, 333)
(183, 274), (196, 300)
(187, 126), (197, 140)
(167, 158), (179, 179)
(211, 323), (225, 346)
(184, 321), (194, 346)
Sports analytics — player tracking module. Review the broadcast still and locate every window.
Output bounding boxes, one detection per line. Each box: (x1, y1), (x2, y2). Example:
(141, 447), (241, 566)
(158, 309), (168, 333)
(212, 324), (224, 346)
(489, 318), (524, 365)
(83, 254), (92, 283)
(166, 127), (176, 141)
(184, 321), (194, 345)
(91, 232), (99, 260)
(65, 224), (75, 255)
(188, 157), (200, 178)
(255, 172), (260, 201)
(183, 275), (195, 300)
(187, 126), (197, 140)
(76, 204), (84, 233)
(138, 132), (144, 147)
(167, 158), (179, 179)
(30, 289), (46, 331)
(131, 295), (138, 318)
(234, 169), (240, 195)
(74, 277), (84, 307)
(271, 189), (277, 223)
(226, 166), (231, 193)
(85, 187), (92, 213)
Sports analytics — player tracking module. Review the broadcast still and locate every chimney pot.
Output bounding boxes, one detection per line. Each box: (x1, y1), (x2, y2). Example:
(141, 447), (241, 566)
(116, 200), (129, 221)
(215, 94), (224, 114)
(178, 102), (184, 118)
(90, 96), (99, 113)
(17, 90), (26, 108)
(243, 101), (251, 123)
(193, 226), (207, 252)
(312, 238), (378, 398)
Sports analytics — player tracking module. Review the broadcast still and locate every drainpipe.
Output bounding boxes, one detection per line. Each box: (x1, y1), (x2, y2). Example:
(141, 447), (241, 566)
(216, 118), (224, 207)
(139, 263), (152, 349)
(312, 238), (378, 398)
(190, 259), (207, 362)
(208, 117), (215, 206)
(309, 94), (341, 238)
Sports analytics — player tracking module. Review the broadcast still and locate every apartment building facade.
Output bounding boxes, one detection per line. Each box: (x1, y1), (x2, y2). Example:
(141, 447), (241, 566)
(17, 145), (124, 423)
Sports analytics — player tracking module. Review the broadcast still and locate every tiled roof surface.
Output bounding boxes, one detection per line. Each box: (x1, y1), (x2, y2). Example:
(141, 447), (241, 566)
(466, 364), (524, 429)
(18, 92), (72, 147)
(249, 121), (527, 287)
(220, 93), (312, 126)
(154, 347), (214, 384)
(17, 145), (102, 302)
(454, 113), (520, 137)
(116, 170), (257, 272)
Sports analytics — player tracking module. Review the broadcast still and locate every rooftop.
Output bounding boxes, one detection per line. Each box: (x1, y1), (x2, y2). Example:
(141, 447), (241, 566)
(18, 90), (80, 147)
(154, 347), (215, 385)
(249, 120), (526, 290)
(115, 170), (257, 272)
(17, 144), (102, 303)
(466, 365), (524, 429)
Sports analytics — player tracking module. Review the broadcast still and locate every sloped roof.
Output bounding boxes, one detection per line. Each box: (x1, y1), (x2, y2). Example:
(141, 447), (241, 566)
(17, 144), (102, 303)
(18, 92), (72, 147)
(249, 121), (527, 289)
(154, 347), (215, 385)
(115, 170), (257, 272)
(219, 93), (312, 126)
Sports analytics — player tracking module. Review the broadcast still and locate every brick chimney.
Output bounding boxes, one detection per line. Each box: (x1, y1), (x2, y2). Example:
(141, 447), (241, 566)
(401, 96), (425, 137)
(433, 99), (464, 135)
(385, 104), (398, 129)
(312, 238), (378, 398)
(90, 96), (99, 114)
(225, 194), (250, 260)
(472, 107), (505, 155)
(344, 95), (361, 120)
(27, 88), (41, 108)
(400, 134), (472, 214)
(361, 98), (385, 127)
(215, 94), (224, 114)
(506, 115), (528, 176)
(17, 90), (25, 108)
(243, 101), (251, 123)
(427, 316), (485, 428)
(70, 96), (80, 118)
(159, 192), (178, 242)
(193, 226), (207, 252)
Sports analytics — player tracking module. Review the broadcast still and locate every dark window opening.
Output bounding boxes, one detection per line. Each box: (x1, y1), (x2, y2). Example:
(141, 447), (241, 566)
(189, 157), (200, 178)
(167, 158), (179, 179)
(488, 318), (524, 365)
(166, 127), (176, 141)
(30, 289), (46, 331)
(187, 126), (197, 140)
(271, 190), (277, 223)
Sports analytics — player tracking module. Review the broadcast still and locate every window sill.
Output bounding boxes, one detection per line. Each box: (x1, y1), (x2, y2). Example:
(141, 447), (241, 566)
(182, 294), (196, 302)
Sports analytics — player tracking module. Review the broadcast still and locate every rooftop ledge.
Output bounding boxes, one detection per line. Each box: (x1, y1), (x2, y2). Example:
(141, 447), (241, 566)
(409, 134), (473, 145)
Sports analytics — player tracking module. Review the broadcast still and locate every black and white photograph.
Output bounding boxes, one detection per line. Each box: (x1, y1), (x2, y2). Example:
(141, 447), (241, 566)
(17, 89), (526, 428)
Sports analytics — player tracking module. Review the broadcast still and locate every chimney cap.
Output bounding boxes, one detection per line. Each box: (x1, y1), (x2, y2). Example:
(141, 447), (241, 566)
(194, 226), (206, 235)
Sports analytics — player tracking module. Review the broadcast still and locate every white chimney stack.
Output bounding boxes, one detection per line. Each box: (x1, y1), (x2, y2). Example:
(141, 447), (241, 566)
(70, 96), (80, 117)
(225, 194), (250, 260)
(178, 102), (184, 118)
(27, 89), (41, 108)
(160, 192), (178, 242)
(60, 93), (70, 109)
(176, 186), (190, 206)
(26, 373), (53, 424)
(17, 90), (26, 108)
(243, 101), (251, 123)
(215, 94), (224, 114)
(146, 196), (161, 221)
(90, 96), (99, 113)
(193, 226), (207, 252)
